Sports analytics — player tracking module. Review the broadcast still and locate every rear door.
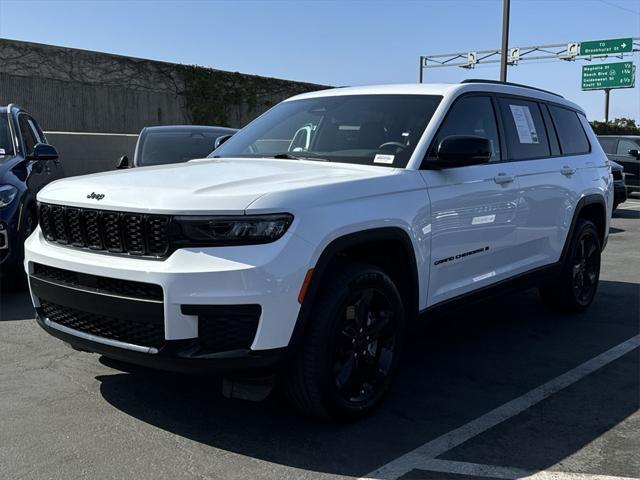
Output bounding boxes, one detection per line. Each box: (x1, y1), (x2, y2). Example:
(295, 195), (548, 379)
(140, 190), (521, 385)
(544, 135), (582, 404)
(497, 97), (567, 271)
(504, 98), (590, 271)
(421, 94), (520, 306)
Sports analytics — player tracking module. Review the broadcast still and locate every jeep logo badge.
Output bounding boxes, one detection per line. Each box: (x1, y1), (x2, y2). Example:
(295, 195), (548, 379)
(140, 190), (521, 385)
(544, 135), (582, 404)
(87, 192), (105, 201)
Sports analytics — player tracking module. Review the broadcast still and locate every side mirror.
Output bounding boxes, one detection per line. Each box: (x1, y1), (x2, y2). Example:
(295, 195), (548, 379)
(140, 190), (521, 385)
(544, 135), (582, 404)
(431, 135), (492, 169)
(628, 149), (640, 159)
(214, 134), (233, 150)
(116, 155), (130, 169)
(27, 143), (58, 161)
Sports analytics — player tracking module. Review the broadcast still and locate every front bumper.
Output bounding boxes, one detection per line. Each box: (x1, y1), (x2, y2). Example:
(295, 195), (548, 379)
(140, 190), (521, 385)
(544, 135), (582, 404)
(36, 313), (285, 374)
(25, 227), (315, 371)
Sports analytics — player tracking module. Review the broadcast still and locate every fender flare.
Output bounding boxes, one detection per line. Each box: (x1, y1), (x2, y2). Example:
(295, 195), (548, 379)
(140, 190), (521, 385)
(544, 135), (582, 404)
(287, 227), (419, 351)
(560, 194), (607, 262)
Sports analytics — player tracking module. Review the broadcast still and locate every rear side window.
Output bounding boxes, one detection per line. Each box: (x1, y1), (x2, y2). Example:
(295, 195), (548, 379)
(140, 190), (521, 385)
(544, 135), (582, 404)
(18, 114), (38, 155)
(498, 98), (550, 160)
(548, 105), (590, 155)
(598, 137), (618, 154)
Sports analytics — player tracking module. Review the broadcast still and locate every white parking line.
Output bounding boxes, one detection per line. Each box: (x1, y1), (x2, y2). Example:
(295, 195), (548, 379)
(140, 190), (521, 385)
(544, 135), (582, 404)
(411, 459), (640, 480)
(359, 335), (640, 480)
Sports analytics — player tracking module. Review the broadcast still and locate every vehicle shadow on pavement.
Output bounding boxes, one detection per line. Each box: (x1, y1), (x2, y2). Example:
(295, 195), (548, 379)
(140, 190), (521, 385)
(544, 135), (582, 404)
(613, 208), (640, 219)
(97, 281), (639, 477)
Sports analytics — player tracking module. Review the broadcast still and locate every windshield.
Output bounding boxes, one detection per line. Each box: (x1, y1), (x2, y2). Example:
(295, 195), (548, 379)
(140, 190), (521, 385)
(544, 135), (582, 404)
(138, 129), (223, 166)
(0, 116), (15, 157)
(211, 94), (442, 168)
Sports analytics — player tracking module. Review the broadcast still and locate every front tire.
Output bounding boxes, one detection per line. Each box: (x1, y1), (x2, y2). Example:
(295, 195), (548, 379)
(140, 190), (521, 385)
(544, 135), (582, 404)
(284, 262), (406, 421)
(539, 219), (601, 313)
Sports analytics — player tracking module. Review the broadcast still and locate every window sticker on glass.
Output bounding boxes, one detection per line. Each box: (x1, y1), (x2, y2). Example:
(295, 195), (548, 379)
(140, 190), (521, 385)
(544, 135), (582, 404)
(374, 154), (395, 164)
(509, 104), (539, 144)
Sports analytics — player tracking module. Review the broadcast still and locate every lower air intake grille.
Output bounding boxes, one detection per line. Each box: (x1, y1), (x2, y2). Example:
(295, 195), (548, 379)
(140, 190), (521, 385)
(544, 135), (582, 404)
(40, 300), (165, 349)
(33, 263), (163, 302)
(182, 305), (261, 353)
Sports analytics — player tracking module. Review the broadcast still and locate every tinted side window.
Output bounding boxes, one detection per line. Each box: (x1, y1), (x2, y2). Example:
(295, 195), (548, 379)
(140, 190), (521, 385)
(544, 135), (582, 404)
(429, 96), (501, 162)
(548, 105), (590, 155)
(499, 98), (550, 160)
(18, 114), (37, 155)
(617, 139), (639, 156)
(28, 118), (46, 144)
(598, 137), (618, 154)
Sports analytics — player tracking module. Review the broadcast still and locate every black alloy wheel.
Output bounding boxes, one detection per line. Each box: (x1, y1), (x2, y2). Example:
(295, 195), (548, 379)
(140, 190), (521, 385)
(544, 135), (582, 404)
(332, 287), (397, 405)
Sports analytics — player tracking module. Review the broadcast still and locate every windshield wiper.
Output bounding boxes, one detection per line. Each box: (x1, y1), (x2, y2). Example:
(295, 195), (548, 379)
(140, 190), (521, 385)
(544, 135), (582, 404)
(272, 153), (327, 162)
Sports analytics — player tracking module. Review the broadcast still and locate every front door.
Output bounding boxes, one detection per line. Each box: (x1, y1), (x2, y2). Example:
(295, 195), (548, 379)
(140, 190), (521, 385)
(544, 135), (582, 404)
(421, 94), (520, 306)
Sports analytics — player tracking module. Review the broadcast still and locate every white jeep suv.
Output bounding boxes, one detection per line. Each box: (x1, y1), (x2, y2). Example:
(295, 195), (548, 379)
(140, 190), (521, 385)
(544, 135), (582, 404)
(25, 81), (612, 420)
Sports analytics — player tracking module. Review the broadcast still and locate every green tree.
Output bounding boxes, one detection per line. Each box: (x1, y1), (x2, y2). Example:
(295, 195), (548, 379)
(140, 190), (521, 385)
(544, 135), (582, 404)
(590, 118), (640, 135)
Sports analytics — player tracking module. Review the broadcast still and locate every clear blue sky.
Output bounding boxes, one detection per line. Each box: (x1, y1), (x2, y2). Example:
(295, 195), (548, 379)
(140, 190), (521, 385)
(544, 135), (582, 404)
(1, 0), (638, 122)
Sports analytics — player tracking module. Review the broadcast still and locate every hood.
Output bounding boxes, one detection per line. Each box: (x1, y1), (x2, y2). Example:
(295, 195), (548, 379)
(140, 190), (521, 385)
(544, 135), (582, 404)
(37, 157), (395, 214)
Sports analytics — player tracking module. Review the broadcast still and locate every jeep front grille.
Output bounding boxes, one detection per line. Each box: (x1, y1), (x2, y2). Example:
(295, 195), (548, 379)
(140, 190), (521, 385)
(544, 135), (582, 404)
(39, 203), (171, 258)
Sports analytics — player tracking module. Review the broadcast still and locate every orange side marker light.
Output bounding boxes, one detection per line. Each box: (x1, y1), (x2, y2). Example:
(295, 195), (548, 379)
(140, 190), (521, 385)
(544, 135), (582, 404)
(298, 268), (314, 304)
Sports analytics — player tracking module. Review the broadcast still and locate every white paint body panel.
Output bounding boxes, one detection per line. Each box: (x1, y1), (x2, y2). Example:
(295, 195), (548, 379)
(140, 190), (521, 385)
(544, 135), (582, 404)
(25, 83), (611, 353)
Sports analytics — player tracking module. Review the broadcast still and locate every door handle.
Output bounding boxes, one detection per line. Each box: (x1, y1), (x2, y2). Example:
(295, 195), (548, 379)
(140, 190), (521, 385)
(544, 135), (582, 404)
(494, 173), (515, 185)
(560, 166), (576, 176)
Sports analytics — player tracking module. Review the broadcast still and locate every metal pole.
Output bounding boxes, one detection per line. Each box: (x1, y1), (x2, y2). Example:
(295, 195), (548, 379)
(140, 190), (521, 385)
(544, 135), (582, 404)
(419, 56), (424, 83)
(604, 89), (610, 122)
(499, 0), (511, 82)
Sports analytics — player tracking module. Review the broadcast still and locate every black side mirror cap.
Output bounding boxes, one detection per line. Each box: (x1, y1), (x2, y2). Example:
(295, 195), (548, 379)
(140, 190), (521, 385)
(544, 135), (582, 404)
(427, 135), (492, 169)
(628, 149), (640, 159)
(27, 143), (58, 161)
(116, 155), (130, 169)
(214, 134), (233, 150)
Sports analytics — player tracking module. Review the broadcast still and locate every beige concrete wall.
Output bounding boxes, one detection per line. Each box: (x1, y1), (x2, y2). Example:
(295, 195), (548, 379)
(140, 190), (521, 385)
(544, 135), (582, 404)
(0, 39), (327, 134)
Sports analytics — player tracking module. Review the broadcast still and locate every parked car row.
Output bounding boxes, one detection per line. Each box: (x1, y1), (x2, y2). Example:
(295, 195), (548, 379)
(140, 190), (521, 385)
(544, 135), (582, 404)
(597, 135), (639, 195)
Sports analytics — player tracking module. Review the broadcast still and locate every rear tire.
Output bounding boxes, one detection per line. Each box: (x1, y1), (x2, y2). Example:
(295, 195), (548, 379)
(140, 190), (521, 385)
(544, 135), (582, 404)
(284, 262), (406, 421)
(539, 219), (601, 313)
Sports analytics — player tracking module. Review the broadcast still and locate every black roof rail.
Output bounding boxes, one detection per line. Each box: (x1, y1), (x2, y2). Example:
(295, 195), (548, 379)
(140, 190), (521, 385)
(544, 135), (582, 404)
(460, 79), (563, 98)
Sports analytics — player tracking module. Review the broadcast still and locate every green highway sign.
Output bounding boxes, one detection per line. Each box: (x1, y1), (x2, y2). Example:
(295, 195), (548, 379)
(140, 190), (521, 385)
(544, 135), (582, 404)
(580, 37), (632, 56)
(581, 62), (635, 90)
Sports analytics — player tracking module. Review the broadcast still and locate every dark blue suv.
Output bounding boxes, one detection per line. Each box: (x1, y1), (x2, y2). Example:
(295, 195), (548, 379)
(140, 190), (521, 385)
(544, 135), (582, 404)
(0, 104), (63, 276)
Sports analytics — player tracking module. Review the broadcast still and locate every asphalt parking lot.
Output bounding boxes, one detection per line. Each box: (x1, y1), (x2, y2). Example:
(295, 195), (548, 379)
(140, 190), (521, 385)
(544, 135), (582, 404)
(1, 199), (638, 480)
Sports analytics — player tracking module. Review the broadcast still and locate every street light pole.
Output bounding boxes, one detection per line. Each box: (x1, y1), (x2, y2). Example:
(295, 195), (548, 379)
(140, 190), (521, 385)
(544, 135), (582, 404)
(500, 0), (511, 82)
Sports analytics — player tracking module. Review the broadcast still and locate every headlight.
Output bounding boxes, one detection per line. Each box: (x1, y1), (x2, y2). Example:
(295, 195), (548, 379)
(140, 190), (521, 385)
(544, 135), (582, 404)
(174, 214), (293, 246)
(0, 185), (17, 208)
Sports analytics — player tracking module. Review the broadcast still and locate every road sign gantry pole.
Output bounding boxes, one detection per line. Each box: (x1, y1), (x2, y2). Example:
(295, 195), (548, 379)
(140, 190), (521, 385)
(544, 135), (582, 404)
(500, 0), (511, 82)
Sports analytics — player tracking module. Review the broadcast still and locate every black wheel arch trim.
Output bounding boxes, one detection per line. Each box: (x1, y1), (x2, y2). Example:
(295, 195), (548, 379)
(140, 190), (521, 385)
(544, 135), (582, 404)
(288, 227), (419, 352)
(560, 194), (608, 261)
